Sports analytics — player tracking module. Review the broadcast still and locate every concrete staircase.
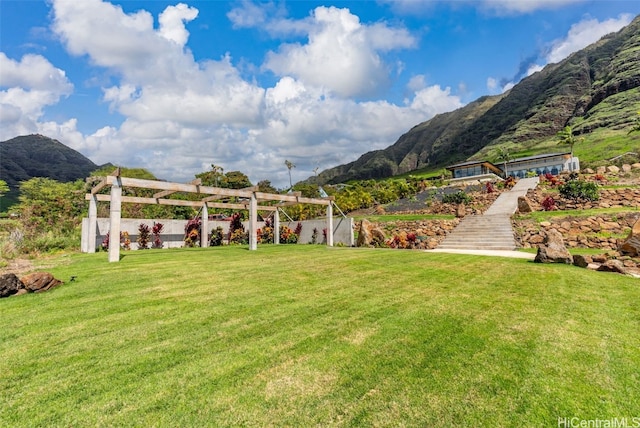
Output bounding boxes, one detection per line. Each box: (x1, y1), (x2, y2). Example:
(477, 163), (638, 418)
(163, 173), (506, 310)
(437, 177), (539, 251)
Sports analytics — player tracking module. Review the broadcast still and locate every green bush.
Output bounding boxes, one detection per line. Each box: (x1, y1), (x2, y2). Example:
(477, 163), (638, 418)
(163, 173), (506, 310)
(442, 191), (473, 205)
(558, 180), (599, 201)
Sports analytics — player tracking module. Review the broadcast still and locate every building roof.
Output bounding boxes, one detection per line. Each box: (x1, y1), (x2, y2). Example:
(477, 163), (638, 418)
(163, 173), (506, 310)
(445, 160), (497, 170)
(507, 152), (570, 164)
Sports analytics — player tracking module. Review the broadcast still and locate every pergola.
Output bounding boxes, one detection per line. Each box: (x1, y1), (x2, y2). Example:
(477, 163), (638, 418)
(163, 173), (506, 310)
(86, 169), (335, 262)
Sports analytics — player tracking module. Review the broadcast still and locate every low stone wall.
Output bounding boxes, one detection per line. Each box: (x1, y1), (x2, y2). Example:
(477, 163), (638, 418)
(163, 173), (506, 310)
(525, 187), (640, 211)
(367, 219), (459, 249)
(514, 213), (639, 250)
(81, 217), (354, 252)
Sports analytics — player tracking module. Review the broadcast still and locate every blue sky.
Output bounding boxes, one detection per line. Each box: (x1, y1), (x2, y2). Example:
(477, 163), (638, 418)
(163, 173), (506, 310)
(1, 0), (638, 187)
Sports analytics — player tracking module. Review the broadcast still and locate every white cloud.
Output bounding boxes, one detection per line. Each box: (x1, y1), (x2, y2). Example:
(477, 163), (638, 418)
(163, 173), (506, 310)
(263, 6), (416, 98)
(486, 77), (498, 91)
(158, 3), (199, 46)
(0, 53), (73, 139)
(3, 0), (465, 188)
(545, 14), (633, 64)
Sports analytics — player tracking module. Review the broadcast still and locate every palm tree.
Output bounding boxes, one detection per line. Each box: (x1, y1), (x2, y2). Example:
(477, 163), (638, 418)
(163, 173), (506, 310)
(557, 125), (577, 157)
(497, 147), (511, 178)
(628, 111), (640, 135)
(285, 160), (296, 190)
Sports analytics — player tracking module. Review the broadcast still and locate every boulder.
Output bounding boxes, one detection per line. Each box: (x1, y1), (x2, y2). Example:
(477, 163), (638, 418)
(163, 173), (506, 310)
(517, 196), (533, 213)
(597, 260), (628, 274)
(20, 272), (62, 293)
(534, 228), (573, 264)
(572, 254), (591, 268)
(0, 273), (25, 298)
(456, 203), (466, 218)
(356, 219), (386, 248)
(632, 163), (640, 170)
(619, 218), (640, 256)
(584, 168), (594, 174)
(606, 165), (620, 174)
(621, 164), (632, 173)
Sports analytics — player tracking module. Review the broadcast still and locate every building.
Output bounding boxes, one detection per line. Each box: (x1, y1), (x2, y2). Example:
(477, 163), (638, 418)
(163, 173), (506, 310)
(446, 152), (579, 182)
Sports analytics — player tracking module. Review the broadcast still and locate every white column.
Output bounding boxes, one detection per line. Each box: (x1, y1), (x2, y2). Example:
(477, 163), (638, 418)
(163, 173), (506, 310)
(88, 195), (98, 253)
(108, 178), (122, 262)
(249, 193), (258, 250)
(274, 209), (280, 245)
(326, 203), (334, 247)
(201, 204), (209, 248)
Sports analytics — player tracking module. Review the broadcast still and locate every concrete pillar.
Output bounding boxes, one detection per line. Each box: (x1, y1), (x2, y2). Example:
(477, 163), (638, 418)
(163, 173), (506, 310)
(326, 203), (334, 247)
(249, 193), (258, 250)
(201, 204), (209, 248)
(108, 178), (122, 262)
(88, 195), (98, 253)
(274, 209), (280, 244)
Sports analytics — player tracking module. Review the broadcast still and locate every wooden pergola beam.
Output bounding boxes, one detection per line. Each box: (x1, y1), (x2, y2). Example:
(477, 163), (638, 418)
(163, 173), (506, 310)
(153, 178), (202, 198)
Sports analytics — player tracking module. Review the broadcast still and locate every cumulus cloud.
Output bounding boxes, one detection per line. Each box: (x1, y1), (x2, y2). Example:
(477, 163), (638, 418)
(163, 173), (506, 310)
(158, 3), (199, 46)
(263, 6), (416, 98)
(3, 0), (464, 188)
(545, 14), (633, 64)
(0, 53), (73, 138)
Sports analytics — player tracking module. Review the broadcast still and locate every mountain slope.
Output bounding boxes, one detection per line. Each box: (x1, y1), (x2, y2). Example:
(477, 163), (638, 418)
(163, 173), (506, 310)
(311, 14), (640, 185)
(0, 134), (100, 211)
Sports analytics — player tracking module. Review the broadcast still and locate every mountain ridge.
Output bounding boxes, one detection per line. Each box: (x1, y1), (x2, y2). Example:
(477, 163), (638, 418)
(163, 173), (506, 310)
(309, 14), (640, 185)
(0, 134), (104, 211)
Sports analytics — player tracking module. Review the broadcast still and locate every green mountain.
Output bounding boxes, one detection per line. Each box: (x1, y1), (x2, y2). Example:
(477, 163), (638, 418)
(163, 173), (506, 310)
(0, 134), (102, 211)
(311, 14), (640, 185)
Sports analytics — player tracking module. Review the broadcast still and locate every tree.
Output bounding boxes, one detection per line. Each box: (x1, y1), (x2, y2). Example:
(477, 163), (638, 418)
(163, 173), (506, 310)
(628, 111), (640, 135)
(196, 164), (225, 187)
(0, 180), (8, 198)
(497, 147), (511, 178)
(285, 160), (296, 190)
(556, 125), (577, 157)
(225, 171), (252, 189)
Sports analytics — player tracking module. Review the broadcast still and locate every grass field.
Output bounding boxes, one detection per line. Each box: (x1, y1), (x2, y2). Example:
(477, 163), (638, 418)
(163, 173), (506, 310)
(1, 245), (639, 426)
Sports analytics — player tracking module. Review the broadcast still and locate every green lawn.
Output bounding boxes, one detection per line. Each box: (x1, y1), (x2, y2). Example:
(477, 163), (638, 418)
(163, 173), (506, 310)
(1, 246), (639, 426)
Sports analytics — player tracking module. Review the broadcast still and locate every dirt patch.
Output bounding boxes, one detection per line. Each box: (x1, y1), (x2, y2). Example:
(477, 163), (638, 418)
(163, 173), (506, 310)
(0, 258), (35, 277)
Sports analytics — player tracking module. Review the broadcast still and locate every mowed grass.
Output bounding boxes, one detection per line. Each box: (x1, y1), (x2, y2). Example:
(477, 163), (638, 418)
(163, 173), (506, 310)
(1, 246), (639, 426)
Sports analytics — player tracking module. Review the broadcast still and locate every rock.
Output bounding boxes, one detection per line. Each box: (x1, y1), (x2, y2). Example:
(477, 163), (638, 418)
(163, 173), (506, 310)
(606, 165), (620, 174)
(0, 273), (25, 298)
(596, 166), (607, 174)
(621, 164), (632, 173)
(540, 221), (551, 228)
(631, 163), (640, 170)
(619, 218), (640, 256)
(584, 168), (594, 174)
(456, 203), (466, 218)
(597, 260), (628, 274)
(356, 219), (386, 248)
(20, 272), (63, 293)
(592, 254), (608, 263)
(534, 228), (573, 264)
(572, 254), (590, 268)
(517, 196), (533, 213)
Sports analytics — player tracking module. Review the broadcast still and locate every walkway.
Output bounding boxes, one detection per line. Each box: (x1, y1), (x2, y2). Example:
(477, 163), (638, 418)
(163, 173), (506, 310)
(433, 177), (539, 257)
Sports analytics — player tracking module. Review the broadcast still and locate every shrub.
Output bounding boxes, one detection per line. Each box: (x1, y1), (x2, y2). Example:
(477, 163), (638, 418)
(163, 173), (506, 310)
(541, 196), (557, 211)
(184, 218), (201, 247)
(137, 223), (151, 249)
(442, 191), (472, 205)
(228, 213), (247, 244)
(152, 222), (164, 249)
(209, 226), (224, 246)
(558, 180), (599, 202)
(280, 226), (298, 244)
(504, 176), (516, 189)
